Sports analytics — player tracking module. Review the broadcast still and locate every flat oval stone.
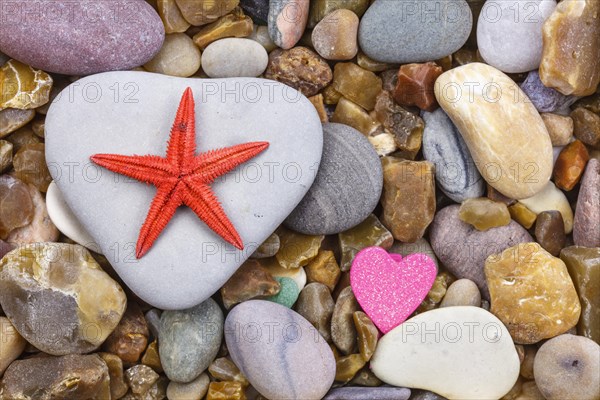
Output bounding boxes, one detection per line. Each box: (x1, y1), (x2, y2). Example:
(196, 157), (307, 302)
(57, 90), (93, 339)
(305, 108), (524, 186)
(422, 108), (484, 202)
(144, 33), (201, 77)
(285, 123), (382, 235)
(268, 0), (309, 49)
(574, 158), (600, 247)
(359, 0), (472, 63)
(371, 306), (520, 400)
(430, 205), (533, 299)
(435, 63), (553, 199)
(0, 243), (127, 355)
(202, 38), (268, 78)
(324, 387), (411, 400)
(477, 0), (556, 73)
(45, 72), (323, 310)
(0, 0), (165, 75)
(159, 298), (223, 383)
(225, 300), (335, 400)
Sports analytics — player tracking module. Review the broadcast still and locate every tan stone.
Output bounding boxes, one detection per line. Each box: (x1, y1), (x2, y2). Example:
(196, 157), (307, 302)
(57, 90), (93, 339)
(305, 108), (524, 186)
(541, 113), (574, 146)
(275, 227), (323, 269)
(485, 243), (581, 344)
(312, 9), (359, 61)
(157, 0), (190, 33)
(175, 0), (239, 26)
(332, 63), (382, 111)
(435, 63), (553, 199)
(308, 94), (329, 123)
(0, 317), (26, 375)
(331, 97), (380, 135)
(305, 250), (340, 291)
(220, 259), (280, 309)
(192, 9), (253, 50)
(540, 0), (600, 96)
(144, 33), (201, 77)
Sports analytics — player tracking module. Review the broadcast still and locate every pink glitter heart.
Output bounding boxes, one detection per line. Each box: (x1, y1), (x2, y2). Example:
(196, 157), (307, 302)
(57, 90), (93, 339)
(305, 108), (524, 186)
(350, 246), (437, 333)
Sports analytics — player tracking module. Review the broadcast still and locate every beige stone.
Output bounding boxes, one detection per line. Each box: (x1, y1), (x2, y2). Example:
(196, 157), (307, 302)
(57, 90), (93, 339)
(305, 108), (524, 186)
(144, 33), (202, 77)
(312, 9), (359, 61)
(519, 181), (573, 233)
(435, 63), (553, 199)
(541, 113), (574, 146)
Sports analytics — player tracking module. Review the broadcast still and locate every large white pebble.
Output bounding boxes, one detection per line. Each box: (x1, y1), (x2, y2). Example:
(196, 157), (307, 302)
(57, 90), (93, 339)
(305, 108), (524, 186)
(371, 306), (520, 400)
(202, 38), (268, 78)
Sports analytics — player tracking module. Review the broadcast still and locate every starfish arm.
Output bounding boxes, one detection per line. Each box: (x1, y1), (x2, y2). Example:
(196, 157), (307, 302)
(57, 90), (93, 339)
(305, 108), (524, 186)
(166, 87), (197, 172)
(181, 181), (243, 250)
(190, 141), (270, 183)
(135, 181), (182, 258)
(91, 154), (173, 185)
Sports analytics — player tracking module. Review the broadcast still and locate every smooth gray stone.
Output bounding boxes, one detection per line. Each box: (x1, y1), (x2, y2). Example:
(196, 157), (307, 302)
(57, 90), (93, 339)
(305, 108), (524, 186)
(285, 123), (382, 235)
(45, 71), (323, 310)
(225, 300), (335, 400)
(324, 387), (411, 400)
(429, 205), (533, 300)
(159, 299), (223, 383)
(359, 0), (472, 63)
(410, 390), (449, 400)
(422, 108), (484, 203)
(0, 0), (164, 75)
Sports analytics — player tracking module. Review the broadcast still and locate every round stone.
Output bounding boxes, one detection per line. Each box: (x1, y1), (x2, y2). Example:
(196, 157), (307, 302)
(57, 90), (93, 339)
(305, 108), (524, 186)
(159, 298), (223, 383)
(202, 38), (268, 78)
(359, 0), (472, 63)
(166, 373), (210, 400)
(225, 300), (335, 400)
(477, 0), (556, 73)
(534, 334), (600, 400)
(144, 33), (201, 77)
(0, 0), (164, 75)
(285, 123), (383, 235)
(439, 278), (481, 308)
(312, 9), (359, 61)
(266, 277), (299, 308)
(0, 243), (127, 355)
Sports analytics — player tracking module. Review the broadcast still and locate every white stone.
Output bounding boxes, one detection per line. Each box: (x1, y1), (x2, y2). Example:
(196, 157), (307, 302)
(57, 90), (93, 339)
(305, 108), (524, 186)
(520, 181), (573, 233)
(371, 306), (520, 400)
(46, 181), (100, 253)
(202, 38), (268, 78)
(477, 0), (556, 73)
(45, 71), (323, 310)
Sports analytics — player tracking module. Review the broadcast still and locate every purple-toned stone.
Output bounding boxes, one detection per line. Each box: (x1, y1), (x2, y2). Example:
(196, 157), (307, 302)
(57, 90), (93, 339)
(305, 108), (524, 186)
(574, 158), (600, 247)
(521, 71), (577, 113)
(323, 386), (411, 400)
(0, 240), (14, 259)
(268, 0), (309, 49)
(225, 300), (335, 400)
(0, 0), (164, 75)
(241, 0), (269, 23)
(430, 205), (533, 300)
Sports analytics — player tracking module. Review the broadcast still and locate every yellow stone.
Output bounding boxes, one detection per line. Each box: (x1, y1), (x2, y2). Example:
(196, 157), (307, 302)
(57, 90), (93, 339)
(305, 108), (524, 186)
(332, 63), (382, 111)
(305, 250), (341, 291)
(192, 9), (253, 50)
(339, 214), (393, 271)
(357, 51), (394, 72)
(141, 341), (163, 373)
(540, 0), (600, 96)
(435, 63), (553, 200)
(335, 354), (366, 382)
(0, 60), (52, 110)
(459, 198), (511, 231)
(157, 0), (190, 33)
(206, 381), (246, 400)
(509, 202), (538, 229)
(208, 357), (248, 386)
(275, 227), (324, 269)
(331, 97), (380, 135)
(322, 85), (342, 105)
(353, 311), (378, 361)
(175, 0), (239, 26)
(485, 243), (581, 344)
(308, 94), (328, 123)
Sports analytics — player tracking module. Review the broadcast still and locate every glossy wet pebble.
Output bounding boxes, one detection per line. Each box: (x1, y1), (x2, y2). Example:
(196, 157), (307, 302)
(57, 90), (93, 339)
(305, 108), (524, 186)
(225, 300), (335, 400)
(202, 38), (268, 78)
(371, 306), (520, 400)
(0, 0), (164, 75)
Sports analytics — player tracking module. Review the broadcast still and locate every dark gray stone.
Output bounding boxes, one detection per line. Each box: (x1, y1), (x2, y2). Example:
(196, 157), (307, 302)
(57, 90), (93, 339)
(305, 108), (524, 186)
(422, 108), (484, 203)
(225, 300), (335, 400)
(285, 123), (383, 235)
(159, 299), (223, 383)
(324, 386), (411, 400)
(359, 0), (472, 63)
(429, 205), (533, 299)
(521, 70), (578, 113)
(410, 389), (449, 400)
(241, 0), (269, 23)
(0, 0), (164, 75)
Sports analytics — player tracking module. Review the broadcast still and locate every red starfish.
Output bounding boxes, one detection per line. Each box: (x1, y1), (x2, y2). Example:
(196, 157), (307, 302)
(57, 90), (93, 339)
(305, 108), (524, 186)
(91, 88), (269, 259)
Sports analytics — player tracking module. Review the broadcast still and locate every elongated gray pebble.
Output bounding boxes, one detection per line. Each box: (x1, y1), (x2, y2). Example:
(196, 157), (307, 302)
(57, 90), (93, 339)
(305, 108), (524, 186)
(323, 386), (411, 400)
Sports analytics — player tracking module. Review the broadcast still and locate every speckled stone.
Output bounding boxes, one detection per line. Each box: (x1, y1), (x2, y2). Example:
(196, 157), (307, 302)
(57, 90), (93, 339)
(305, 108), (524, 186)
(268, 0), (309, 49)
(267, 276), (299, 308)
(225, 300), (335, 400)
(520, 70), (577, 113)
(359, 0), (472, 63)
(430, 205), (533, 299)
(202, 38), (268, 78)
(534, 334), (600, 400)
(422, 108), (484, 202)
(159, 298), (223, 383)
(285, 123), (382, 235)
(241, 0), (270, 23)
(574, 158), (600, 247)
(0, 108), (35, 139)
(477, 0), (556, 73)
(0, 0), (165, 75)
(324, 387), (411, 400)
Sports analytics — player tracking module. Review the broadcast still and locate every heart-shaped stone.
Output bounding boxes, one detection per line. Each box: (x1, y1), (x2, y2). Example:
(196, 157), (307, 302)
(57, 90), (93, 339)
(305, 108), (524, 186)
(350, 246), (437, 333)
(45, 71), (323, 310)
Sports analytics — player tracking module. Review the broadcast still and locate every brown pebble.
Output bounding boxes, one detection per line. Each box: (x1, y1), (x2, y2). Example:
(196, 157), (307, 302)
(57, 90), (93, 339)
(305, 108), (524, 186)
(220, 259), (280, 309)
(206, 381), (246, 400)
(535, 210), (566, 256)
(331, 286), (359, 354)
(304, 250), (341, 291)
(308, 94), (329, 123)
(353, 311), (378, 361)
(312, 9), (359, 61)
(520, 346), (537, 380)
(332, 62), (382, 111)
(571, 107), (600, 149)
(102, 302), (149, 366)
(394, 62), (443, 112)
(98, 352), (129, 400)
(294, 282), (334, 342)
(553, 140), (589, 191)
(335, 353), (365, 382)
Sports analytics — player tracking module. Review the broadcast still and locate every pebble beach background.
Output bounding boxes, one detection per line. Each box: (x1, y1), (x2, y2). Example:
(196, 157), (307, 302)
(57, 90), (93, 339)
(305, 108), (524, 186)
(0, 0), (599, 399)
